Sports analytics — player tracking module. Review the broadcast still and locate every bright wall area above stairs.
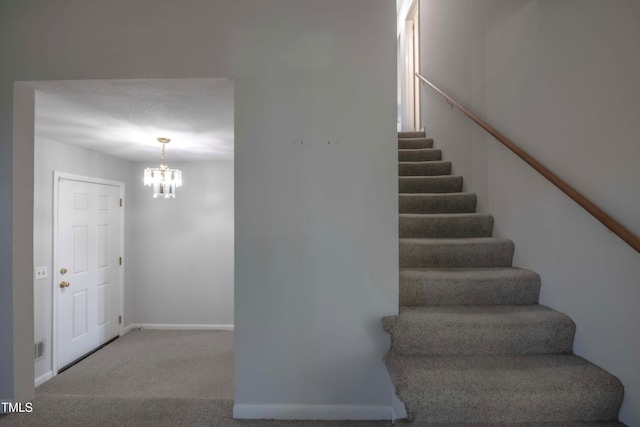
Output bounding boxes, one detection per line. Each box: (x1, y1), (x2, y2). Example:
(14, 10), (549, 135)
(383, 131), (624, 425)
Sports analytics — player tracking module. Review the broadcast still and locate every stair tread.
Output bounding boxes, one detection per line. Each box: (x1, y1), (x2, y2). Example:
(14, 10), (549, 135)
(395, 303), (572, 321)
(400, 237), (512, 244)
(400, 266), (539, 278)
(395, 422), (626, 427)
(399, 193), (477, 214)
(399, 161), (452, 177)
(399, 176), (464, 194)
(399, 175), (461, 179)
(398, 139), (433, 142)
(399, 177), (462, 183)
(400, 267), (541, 306)
(397, 301), (549, 310)
(400, 213), (493, 238)
(398, 160), (450, 164)
(399, 192), (475, 197)
(398, 131), (426, 138)
(399, 212), (492, 219)
(385, 353), (624, 424)
(399, 138), (434, 149)
(398, 149), (443, 162)
(386, 304), (574, 331)
(383, 304), (575, 355)
(400, 238), (514, 268)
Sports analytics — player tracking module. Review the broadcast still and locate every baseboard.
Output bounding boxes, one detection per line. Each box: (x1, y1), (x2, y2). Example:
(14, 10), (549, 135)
(122, 324), (135, 335)
(125, 323), (234, 332)
(233, 404), (392, 420)
(34, 371), (53, 387)
(390, 392), (407, 421)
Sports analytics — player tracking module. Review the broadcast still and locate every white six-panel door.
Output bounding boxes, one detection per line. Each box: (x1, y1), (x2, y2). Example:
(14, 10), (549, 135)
(56, 178), (121, 370)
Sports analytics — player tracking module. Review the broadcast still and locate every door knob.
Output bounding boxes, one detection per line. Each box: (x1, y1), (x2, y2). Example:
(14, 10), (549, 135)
(60, 268), (68, 275)
(59, 281), (70, 288)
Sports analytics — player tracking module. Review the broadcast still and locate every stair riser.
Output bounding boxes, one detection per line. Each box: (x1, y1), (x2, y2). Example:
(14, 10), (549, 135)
(398, 131), (426, 138)
(399, 176), (463, 194)
(399, 194), (477, 214)
(400, 278), (541, 306)
(387, 317), (575, 356)
(399, 162), (452, 177)
(399, 149), (442, 162)
(399, 138), (434, 149)
(399, 214), (493, 238)
(400, 240), (514, 268)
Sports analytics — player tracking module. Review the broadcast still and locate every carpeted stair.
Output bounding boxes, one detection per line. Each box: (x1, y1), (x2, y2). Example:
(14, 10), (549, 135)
(383, 131), (625, 426)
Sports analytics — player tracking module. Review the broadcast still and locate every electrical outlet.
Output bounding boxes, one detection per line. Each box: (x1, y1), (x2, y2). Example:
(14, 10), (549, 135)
(34, 266), (48, 280)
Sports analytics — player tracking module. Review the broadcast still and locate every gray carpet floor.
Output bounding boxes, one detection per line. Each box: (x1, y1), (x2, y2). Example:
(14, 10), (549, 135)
(0, 330), (391, 426)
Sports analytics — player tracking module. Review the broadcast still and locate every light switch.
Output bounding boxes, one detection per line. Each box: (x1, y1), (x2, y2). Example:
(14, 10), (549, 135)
(35, 266), (48, 280)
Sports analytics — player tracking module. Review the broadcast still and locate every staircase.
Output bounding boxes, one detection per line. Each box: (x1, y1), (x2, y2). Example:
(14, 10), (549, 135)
(383, 131), (625, 426)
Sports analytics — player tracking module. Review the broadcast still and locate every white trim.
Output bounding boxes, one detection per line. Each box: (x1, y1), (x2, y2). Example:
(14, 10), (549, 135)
(122, 324), (136, 335)
(34, 371), (53, 388)
(232, 404), (392, 421)
(52, 173), (59, 376)
(53, 172), (124, 188)
(118, 184), (125, 338)
(127, 324), (234, 331)
(390, 392), (407, 422)
(52, 172), (125, 377)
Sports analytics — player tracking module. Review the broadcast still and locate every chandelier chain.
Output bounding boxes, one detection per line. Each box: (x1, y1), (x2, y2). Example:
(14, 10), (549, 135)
(160, 143), (167, 169)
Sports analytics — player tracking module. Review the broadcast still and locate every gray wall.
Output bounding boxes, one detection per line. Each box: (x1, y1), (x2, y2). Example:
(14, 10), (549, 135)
(129, 160), (234, 327)
(1, 0), (397, 418)
(231, 1), (397, 416)
(418, 0), (640, 423)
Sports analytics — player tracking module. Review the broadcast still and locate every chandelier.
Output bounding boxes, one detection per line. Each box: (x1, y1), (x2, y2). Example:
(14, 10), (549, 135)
(143, 138), (183, 198)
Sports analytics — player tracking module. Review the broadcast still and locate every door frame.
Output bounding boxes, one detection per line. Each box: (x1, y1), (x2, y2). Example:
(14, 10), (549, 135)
(52, 171), (125, 376)
(404, 0), (421, 131)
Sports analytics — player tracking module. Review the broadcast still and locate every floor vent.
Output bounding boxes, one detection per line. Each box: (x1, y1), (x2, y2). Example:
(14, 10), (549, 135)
(34, 340), (45, 361)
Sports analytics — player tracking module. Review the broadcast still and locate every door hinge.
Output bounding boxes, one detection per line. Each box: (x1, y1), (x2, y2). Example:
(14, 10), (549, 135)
(118, 315), (122, 325)
(120, 198), (123, 207)
(119, 257), (122, 265)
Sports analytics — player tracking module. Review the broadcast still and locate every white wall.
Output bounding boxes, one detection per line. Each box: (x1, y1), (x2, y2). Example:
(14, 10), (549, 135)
(1, 0), (397, 418)
(418, 0), (640, 423)
(33, 135), (135, 383)
(129, 160), (234, 327)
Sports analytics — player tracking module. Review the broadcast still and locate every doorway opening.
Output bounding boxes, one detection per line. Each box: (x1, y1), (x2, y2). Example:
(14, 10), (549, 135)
(403, 0), (421, 131)
(26, 78), (235, 388)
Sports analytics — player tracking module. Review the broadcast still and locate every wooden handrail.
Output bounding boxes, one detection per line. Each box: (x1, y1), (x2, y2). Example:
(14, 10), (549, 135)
(415, 72), (640, 254)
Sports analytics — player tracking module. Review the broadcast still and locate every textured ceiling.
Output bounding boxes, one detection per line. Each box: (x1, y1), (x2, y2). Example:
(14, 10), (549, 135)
(34, 78), (234, 162)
